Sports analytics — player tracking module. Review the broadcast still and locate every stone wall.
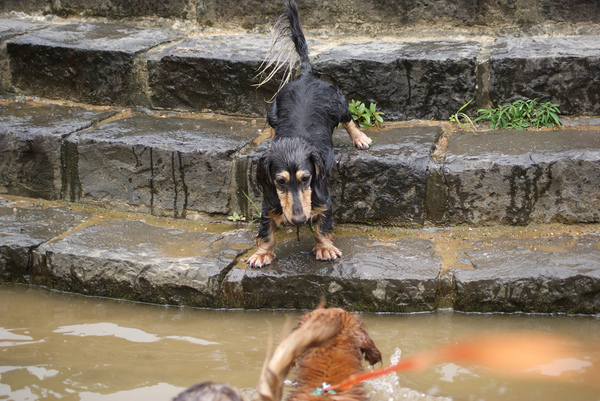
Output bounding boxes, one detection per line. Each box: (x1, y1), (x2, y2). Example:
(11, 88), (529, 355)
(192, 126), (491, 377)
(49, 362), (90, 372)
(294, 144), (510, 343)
(2, 0), (600, 35)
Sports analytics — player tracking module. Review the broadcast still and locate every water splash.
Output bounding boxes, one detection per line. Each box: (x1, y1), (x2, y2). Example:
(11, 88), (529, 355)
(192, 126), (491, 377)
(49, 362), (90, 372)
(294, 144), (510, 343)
(365, 348), (452, 401)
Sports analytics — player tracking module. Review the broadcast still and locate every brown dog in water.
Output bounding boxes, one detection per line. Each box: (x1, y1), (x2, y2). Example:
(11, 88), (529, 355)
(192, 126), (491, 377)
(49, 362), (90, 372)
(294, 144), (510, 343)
(257, 306), (382, 401)
(173, 307), (380, 401)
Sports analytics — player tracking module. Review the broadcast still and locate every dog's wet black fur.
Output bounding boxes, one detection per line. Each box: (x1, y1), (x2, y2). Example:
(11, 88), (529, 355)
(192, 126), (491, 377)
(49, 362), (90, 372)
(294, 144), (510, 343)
(247, 0), (371, 268)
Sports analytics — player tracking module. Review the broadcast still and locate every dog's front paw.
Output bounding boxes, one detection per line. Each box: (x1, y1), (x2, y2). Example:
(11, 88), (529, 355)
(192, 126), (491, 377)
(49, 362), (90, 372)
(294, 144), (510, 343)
(246, 250), (276, 268)
(353, 132), (372, 150)
(314, 244), (342, 261)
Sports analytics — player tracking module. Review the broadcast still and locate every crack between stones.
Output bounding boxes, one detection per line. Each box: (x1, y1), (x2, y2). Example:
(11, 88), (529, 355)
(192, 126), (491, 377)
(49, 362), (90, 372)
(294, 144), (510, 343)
(178, 151), (189, 219)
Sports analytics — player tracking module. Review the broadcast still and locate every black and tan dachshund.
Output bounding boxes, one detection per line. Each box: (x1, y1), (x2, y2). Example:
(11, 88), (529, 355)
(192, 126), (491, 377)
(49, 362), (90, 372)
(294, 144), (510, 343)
(247, 0), (372, 268)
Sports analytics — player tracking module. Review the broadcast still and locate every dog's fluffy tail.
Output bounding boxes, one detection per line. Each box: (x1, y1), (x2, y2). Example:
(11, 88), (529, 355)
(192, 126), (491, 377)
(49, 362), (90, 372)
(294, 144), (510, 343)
(257, 0), (311, 91)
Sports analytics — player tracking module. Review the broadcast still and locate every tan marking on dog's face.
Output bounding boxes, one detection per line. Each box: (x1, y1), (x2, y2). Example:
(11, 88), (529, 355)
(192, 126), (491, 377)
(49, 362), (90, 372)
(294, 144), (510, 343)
(274, 168), (313, 226)
(296, 170), (311, 186)
(277, 187), (312, 225)
(274, 171), (290, 187)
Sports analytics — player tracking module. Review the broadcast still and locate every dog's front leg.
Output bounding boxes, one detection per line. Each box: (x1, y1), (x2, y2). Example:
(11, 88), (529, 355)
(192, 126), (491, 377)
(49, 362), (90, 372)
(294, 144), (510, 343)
(342, 120), (372, 150)
(313, 209), (342, 261)
(247, 216), (277, 268)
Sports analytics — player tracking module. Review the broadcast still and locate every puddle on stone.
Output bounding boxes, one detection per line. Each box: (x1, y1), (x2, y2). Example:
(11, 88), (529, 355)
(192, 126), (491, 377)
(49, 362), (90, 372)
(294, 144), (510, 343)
(1, 284), (599, 401)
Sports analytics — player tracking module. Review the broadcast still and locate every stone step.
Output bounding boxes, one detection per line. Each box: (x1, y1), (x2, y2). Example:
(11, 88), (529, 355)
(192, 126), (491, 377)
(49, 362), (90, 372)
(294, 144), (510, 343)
(1, 195), (599, 313)
(2, 18), (600, 118)
(2, 99), (600, 227)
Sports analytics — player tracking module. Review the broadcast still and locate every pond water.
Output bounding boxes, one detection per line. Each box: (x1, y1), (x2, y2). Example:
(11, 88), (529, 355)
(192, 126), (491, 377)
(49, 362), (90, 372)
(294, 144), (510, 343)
(0, 284), (599, 401)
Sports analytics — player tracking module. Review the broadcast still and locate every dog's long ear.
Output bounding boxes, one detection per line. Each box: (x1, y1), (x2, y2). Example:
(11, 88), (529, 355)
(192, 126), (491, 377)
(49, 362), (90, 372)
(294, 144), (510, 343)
(357, 324), (382, 366)
(257, 153), (280, 209)
(309, 150), (329, 205)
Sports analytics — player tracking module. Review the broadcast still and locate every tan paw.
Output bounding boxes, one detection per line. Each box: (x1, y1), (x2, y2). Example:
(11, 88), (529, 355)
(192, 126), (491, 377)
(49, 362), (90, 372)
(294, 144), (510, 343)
(247, 251), (276, 268)
(353, 132), (372, 150)
(314, 245), (342, 261)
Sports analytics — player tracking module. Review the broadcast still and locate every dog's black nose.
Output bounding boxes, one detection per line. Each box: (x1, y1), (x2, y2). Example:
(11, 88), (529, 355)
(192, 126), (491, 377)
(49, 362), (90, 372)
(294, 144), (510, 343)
(291, 215), (307, 226)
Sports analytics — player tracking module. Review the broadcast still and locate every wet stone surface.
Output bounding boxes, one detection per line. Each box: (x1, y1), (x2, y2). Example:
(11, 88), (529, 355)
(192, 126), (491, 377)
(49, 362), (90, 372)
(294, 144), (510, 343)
(0, 101), (115, 200)
(490, 36), (600, 115)
(71, 113), (261, 216)
(314, 40), (480, 120)
(0, 19), (48, 41)
(453, 233), (600, 314)
(147, 35), (276, 116)
(7, 22), (183, 105)
(331, 125), (441, 225)
(32, 219), (255, 306)
(222, 234), (441, 312)
(443, 129), (600, 225)
(0, 199), (91, 282)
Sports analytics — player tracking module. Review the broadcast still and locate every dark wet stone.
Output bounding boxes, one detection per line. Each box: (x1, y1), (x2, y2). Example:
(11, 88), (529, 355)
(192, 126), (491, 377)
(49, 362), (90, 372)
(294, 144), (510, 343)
(0, 102), (115, 200)
(453, 233), (600, 314)
(314, 40), (480, 120)
(0, 199), (91, 282)
(331, 126), (441, 225)
(0, 19), (49, 93)
(70, 113), (261, 216)
(489, 36), (600, 115)
(147, 36), (276, 116)
(7, 22), (183, 105)
(443, 129), (600, 225)
(222, 235), (441, 312)
(32, 219), (255, 305)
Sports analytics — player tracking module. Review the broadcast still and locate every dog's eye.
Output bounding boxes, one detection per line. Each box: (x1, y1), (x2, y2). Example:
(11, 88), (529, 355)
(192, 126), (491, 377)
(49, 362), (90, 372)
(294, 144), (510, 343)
(275, 177), (287, 186)
(300, 175), (311, 184)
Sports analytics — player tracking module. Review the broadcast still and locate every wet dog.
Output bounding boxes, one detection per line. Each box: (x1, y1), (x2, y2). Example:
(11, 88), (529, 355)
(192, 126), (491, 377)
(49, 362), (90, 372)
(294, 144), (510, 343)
(246, 0), (372, 268)
(257, 306), (382, 401)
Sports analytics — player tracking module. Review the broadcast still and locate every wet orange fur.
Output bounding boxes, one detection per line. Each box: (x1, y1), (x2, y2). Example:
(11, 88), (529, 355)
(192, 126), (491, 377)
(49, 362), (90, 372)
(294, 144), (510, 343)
(289, 308), (381, 401)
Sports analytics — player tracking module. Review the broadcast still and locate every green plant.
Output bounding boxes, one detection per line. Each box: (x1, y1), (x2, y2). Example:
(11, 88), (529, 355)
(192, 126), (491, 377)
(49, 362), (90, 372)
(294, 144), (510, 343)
(349, 100), (384, 128)
(241, 188), (261, 222)
(475, 99), (562, 130)
(449, 99), (476, 130)
(228, 212), (246, 222)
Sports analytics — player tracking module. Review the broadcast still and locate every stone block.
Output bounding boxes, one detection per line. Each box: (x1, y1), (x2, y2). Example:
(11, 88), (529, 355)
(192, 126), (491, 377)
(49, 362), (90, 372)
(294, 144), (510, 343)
(453, 233), (600, 314)
(314, 40), (480, 120)
(71, 113), (261, 216)
(0, 101), (114, 199)
(222, 235), (441, 312)
(7, 22), (183, 105)
(147, 35), (276, 116)
(489, 36), (600, 115)
(0, 19), (49, 93)
(331, 126), (441, 225)
(0, 198), (91, 282)
(32, 219), (255, 306)
(443, 129), (600, 225)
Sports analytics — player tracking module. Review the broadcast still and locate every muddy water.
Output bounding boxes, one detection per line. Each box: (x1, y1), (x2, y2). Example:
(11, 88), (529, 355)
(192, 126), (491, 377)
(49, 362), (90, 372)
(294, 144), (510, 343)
(1, 285), (599, 401)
